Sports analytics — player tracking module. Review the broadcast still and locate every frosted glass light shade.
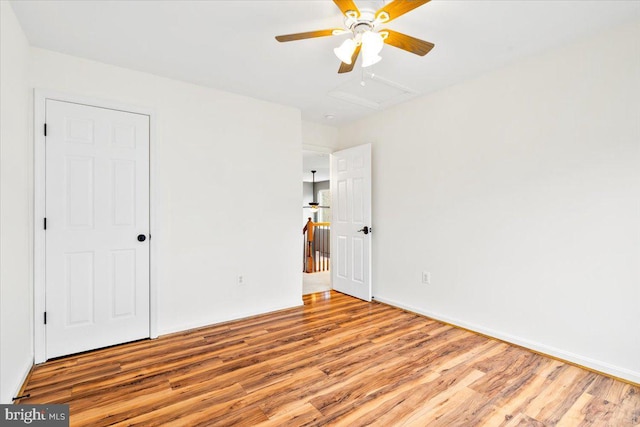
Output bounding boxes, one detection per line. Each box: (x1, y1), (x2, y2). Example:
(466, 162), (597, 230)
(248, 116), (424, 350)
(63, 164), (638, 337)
(361, 31), (384, 68)
(362, 53), (382, 67)
(334, 38), (357, 64)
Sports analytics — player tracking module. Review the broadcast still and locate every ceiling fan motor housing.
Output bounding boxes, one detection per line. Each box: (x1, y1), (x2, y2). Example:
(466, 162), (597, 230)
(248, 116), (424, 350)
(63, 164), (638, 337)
(345, 8), (378, 37)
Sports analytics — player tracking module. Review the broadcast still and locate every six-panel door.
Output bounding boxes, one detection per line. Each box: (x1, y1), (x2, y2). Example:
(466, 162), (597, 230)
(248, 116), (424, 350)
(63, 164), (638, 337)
(45, 99), (150, 359)
(331, 143), (372, 302)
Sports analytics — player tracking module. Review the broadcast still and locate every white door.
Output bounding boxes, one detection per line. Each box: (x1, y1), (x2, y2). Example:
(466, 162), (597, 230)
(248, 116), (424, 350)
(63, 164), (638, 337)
(45, 99), (150, 359)
(331, 144), (372, 301)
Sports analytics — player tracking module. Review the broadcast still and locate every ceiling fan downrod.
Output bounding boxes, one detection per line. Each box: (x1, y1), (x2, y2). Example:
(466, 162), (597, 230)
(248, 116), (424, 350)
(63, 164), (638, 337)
(309, 170), (319, 211)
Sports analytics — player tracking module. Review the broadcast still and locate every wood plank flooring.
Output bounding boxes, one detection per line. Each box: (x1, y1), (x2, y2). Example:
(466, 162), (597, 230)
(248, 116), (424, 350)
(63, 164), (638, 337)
(19, 291), (640, 426)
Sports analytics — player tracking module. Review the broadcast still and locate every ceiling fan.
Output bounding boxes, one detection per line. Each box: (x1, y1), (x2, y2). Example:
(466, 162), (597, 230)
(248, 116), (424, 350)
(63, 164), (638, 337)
(275, 0), (435, 74)
(304, 170), (330, 212)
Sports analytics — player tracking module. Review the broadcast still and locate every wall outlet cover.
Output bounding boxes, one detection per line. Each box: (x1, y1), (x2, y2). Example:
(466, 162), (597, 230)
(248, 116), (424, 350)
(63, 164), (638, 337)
(422, 271), (431, 285)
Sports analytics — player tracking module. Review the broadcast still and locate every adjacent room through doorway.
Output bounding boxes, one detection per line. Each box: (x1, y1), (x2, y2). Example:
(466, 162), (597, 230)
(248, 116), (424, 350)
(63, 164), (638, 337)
(302, 151), (331, 295)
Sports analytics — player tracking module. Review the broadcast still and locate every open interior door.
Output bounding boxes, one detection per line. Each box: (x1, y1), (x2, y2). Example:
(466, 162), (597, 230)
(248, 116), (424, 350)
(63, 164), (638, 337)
(331, 144), (372, 301)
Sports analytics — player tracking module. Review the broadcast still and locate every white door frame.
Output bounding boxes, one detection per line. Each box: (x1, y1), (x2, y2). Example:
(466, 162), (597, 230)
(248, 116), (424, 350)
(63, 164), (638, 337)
(33, 89), (159, 363)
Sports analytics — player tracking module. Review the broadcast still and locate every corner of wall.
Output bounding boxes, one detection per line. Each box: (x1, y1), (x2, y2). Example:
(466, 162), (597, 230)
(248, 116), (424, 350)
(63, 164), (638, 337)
(302, 120), (339, 151)
(0, 0), (35, 404)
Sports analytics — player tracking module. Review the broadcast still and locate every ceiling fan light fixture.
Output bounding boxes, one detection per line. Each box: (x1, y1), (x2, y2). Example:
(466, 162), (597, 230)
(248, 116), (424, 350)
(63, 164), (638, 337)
(275, 0), (434, 74)
(334, 38), (357, 64)
(361, 30), (384, 67)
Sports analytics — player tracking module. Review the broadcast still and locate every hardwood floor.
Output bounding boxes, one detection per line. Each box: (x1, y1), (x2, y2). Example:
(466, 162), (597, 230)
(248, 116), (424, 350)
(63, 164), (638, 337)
(19, 291), (639, 426)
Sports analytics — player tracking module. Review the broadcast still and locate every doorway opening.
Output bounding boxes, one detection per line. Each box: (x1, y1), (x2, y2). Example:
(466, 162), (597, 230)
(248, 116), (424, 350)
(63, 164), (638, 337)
(302, 151), (331, 295)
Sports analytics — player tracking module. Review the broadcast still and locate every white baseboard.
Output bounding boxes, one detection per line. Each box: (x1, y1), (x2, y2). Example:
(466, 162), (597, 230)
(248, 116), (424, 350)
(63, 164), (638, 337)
(373, 295), (640, 385)
(157, 299), (303, 337)
(3, 358), (33, 404)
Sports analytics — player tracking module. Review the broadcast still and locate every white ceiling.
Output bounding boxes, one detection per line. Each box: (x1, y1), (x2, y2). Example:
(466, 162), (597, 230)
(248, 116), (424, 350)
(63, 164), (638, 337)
(10, 0), (640, 126)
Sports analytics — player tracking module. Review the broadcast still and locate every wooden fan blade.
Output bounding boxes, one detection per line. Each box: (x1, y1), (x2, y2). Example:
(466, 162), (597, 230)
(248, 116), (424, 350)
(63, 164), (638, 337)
(333, 0), (360, 17)
(275, 29), (342, 42)
(381, 29), (434, 56)
(375, 0), (430, 23)
(338, 45), (361, 73)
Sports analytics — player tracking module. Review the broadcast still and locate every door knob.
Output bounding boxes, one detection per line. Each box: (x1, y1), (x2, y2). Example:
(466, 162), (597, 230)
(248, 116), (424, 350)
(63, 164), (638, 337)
(357, 226), (370, 235)
(137, 234), (146, 242)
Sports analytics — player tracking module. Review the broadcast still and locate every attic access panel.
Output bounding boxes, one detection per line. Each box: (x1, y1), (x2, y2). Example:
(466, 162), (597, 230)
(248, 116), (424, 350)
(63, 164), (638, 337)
(328, 73), (417, 110)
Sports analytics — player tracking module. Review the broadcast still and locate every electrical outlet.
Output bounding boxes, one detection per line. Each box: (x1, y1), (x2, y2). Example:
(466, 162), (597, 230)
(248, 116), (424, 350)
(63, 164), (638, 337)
(237, 275), (245, 286)
(422, 271), (431, 285)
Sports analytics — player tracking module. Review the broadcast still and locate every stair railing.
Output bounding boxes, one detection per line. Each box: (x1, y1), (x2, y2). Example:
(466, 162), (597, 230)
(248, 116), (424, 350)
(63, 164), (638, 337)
(302, 218), (330, 273)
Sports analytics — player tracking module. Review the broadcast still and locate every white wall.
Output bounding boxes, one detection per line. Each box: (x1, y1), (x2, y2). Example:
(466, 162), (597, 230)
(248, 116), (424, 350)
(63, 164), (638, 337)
(0, 1), (33, 403)
(338, 19), (640, 382)
(302, 120), (338, 151)
(29, 48), (303, 336)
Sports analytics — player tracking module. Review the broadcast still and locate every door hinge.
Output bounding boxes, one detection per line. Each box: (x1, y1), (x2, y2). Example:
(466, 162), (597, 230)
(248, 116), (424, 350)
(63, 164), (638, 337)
(44, 123), (47, 136)
(44, 217), (47, 230)
(44, 312), (47, 325)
